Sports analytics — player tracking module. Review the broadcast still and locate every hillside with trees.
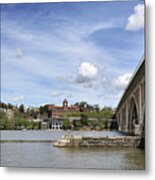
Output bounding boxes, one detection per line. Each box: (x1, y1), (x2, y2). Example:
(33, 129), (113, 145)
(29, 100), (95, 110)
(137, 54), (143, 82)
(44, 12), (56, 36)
(0, 101), (117, 130)
(0, 102), (41, 130)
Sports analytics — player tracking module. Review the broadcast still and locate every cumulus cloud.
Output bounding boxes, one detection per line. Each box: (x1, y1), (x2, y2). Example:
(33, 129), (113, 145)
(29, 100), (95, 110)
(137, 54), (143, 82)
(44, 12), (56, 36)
(113, 73), (132, 90)
(126, 4), (144, 31)
(76, 62), (98, 83)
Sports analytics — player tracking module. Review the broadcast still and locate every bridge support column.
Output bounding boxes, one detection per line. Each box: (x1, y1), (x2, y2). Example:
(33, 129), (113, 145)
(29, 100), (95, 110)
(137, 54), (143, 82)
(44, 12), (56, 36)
(125, 101), (129, 132)
(134, 124), (141, 135)
(139, 84), (142, 124)
(118, 111), (123, 131)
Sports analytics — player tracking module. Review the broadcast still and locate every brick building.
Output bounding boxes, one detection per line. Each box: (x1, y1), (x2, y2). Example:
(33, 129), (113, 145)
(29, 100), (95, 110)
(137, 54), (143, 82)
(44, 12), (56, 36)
(47, 99), (79, 118)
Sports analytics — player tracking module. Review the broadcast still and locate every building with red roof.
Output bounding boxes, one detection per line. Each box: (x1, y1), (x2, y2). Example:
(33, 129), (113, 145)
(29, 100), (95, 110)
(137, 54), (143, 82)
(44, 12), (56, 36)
(47, 99), (79, 118)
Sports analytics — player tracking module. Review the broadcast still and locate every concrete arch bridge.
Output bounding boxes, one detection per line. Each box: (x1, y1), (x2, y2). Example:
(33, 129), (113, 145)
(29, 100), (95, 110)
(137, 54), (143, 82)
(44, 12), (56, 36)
(116, 58), (145, 136)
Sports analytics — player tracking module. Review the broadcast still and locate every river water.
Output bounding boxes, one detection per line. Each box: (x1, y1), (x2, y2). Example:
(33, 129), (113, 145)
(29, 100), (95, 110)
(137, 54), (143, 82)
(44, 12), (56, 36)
(0, 130), (145, 170)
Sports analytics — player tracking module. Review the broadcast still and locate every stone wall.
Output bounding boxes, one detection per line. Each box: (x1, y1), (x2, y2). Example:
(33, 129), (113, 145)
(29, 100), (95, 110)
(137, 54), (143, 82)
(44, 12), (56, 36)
(80, 136), (141, 147)
(54, 135), (142, 148)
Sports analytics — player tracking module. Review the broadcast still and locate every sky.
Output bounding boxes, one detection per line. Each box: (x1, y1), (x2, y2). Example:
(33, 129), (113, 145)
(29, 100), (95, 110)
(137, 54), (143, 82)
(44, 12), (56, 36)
(1, 0), (144, 108)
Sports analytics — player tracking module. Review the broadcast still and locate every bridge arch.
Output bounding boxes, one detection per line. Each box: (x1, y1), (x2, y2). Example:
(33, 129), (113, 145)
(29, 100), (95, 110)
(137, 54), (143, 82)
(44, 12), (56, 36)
(128, 96), (139, 134)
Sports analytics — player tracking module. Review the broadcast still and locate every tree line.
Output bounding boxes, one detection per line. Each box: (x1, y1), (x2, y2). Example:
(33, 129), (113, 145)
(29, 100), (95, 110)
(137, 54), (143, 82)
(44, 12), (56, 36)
(0, 101), (117, 130)
(0, 102), (41, 130)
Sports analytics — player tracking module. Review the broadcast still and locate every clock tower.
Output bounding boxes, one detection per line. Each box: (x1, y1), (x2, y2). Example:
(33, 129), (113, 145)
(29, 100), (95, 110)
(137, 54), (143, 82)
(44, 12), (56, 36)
(63, 99), (68, 110)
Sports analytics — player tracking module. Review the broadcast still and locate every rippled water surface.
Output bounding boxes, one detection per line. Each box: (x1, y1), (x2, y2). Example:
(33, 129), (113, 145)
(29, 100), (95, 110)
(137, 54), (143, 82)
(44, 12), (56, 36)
(0, 130), (145, 169)
(1, 130), (125, 141)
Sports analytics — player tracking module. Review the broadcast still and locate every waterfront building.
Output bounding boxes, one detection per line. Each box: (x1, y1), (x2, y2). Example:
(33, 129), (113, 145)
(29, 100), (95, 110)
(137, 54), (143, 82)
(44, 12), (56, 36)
(47, 99), (79, 118)
(51, 119), (63, 130)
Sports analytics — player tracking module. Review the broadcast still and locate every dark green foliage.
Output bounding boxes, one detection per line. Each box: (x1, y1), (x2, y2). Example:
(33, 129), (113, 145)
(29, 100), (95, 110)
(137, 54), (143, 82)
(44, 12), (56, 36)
(73, 121), (82, 130)
(19, 104), (24, 113)
(90, 119), (109, 130)
(0, 110), (8, 129)
(100, 106), (115, 119)
(0, 102), (8, 109)
(7, 103), (13, 109)
(39, 105), (49, 114)
(80, 114), (88, 126)
(104, 120), (108, 129)
(0, 110), (41, 130)
(63, 118), (71, 130)
(75, 101), (100, 112)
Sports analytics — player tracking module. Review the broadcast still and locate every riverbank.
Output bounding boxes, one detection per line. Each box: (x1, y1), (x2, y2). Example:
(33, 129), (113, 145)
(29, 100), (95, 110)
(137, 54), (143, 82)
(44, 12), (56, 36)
(54, 135), (142, 148)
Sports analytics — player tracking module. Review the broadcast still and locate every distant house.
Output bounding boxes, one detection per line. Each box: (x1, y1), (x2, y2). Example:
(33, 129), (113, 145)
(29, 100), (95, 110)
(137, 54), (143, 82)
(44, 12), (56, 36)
(41, 118), (63, 130)
(51, 119), (63, 130)
(46, 99), (79, 119)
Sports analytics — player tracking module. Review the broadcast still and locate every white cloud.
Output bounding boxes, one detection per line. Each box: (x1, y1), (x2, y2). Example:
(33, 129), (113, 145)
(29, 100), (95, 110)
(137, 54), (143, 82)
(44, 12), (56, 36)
(79, 62), (98, 78)
(76, 62), (98, 83)
(10, 96), (24, 102)
(126, 4), (144, 31)
(113, 73), (132, 90)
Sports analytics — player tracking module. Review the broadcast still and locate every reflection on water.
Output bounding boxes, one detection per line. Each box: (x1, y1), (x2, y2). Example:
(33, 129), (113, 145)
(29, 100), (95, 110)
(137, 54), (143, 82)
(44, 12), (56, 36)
(0, 131), (145, 170)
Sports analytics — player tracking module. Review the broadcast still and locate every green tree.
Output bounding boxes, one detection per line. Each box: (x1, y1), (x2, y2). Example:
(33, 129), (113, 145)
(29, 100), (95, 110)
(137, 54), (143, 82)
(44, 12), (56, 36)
(0, 110), (8, 129)
(39, 105), (49, 115)
(0, 102), (7, 109)
(74, 121), (82, 130)
(8, 103), (13, 109)
(80, 114), (88, 126)
(19, 104), (24, 113)
(101, 106), (115, 119)
(75, 101), (88, 112)
(63, 118), (71, 130)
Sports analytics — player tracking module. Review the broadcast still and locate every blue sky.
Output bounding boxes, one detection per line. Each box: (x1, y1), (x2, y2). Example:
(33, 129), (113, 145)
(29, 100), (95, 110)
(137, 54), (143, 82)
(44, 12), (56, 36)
(1, 1), (144, 108)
